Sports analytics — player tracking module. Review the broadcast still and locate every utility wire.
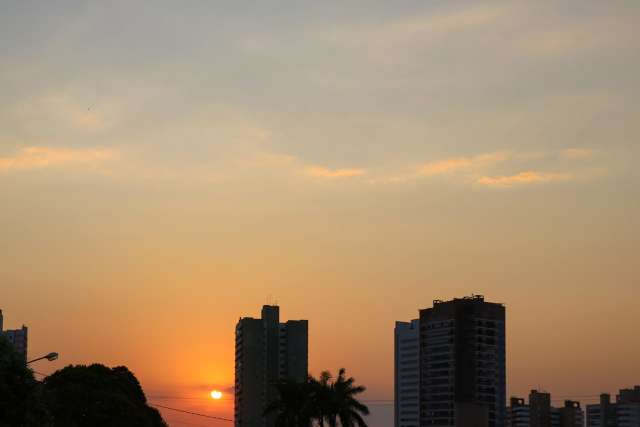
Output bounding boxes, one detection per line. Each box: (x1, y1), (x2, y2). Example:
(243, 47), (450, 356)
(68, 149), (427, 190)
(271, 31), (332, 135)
(150, 403), (233, 422)
(164, 416), (215, 427)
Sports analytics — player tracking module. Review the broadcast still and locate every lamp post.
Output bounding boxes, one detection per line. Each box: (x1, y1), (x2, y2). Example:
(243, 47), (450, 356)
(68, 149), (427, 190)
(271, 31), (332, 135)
(27, 352), (58, 365)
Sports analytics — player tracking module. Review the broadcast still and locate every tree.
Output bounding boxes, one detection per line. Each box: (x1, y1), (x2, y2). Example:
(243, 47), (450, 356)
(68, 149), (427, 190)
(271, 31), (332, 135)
(264, 378), (315, 427)
(324, 369), (369, 427)
(0, 334), (50, 427)
(41, 364), (167, 427)
(309, 371), (333, 427)
(265, 368), (369, 427)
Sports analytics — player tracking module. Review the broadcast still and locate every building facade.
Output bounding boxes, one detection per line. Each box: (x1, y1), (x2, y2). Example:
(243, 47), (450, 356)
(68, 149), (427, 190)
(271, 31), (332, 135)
(419, 295), (506, 427)
(587, 386), (640, 427)
(530, 390), (552, 427)
(554, 401), (584, 427)
(0, 310), (28, 360)
(395, 295), (506, 427)
(508, 392), (585, 427)
(508, 397), (531, 427)
(234, 305), (308, 427)
(395, 319), (421, 427)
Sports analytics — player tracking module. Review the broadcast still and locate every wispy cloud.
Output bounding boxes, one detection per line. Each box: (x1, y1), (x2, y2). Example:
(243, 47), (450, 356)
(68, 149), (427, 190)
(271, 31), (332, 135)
(513, 13), (638, 58)
(247, 152), (367, 181)
(561, 148), (596, 159)
(477, 171), (573, 188)
(10, 94), (113, 133)
(324, 4), (514, 65)
(305, 165), (367, 179)
(418, 152), (508, 176)
(0, 146), (116, 174)
(366, 148), (599, 188)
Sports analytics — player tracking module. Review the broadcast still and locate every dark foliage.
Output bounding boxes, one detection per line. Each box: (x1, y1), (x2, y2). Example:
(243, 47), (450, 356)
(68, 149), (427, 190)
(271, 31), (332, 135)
(41, 364), (167, 427)
(0, 334), (50, 427)
(265, 368), (369, 427)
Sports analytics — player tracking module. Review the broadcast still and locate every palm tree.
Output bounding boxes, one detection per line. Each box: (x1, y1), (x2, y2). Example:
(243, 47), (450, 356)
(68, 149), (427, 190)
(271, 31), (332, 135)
(324, 368), (369, 427)
(265, 368), (369, 427)
(264, 378), (314, 427)
(309, 371), (332, 427)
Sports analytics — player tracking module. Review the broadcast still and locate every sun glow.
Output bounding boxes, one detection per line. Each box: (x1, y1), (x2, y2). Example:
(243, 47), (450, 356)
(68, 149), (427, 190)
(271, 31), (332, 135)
(210, 390), (223, 400)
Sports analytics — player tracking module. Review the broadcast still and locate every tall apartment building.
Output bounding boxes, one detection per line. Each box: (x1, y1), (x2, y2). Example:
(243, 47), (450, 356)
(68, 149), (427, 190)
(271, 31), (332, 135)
(234, 305), (308, 427)
(420, 295), (506, 427)
(395, 295), (506, 427)
(587, 386), (640, 427)
(395, 319), (420, 427)
(0, 310), (28, 360)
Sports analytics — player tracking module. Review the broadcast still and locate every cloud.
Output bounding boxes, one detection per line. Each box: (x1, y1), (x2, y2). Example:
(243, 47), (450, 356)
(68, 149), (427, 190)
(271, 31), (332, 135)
(10, 94), (112, 133)
(513, 14), (637, 58)
(246, 152), (367, 181)
(305, 165), (367, 179)
(330, 4), (512, 49)
(562, 148), (596, 159)
(477, 171), (572, 188)
(320, 3), (515, 68)
(418, 152), (508, 176)
(0, 146), (116, 174)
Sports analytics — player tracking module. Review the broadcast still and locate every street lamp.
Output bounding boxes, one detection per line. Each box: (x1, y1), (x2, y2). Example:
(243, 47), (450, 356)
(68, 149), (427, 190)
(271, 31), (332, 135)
(27, 352), (59, 364)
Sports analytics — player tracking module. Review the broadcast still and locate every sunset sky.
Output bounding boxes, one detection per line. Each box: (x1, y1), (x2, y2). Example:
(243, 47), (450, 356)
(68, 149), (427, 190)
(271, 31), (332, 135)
(1, 1), (639, 426)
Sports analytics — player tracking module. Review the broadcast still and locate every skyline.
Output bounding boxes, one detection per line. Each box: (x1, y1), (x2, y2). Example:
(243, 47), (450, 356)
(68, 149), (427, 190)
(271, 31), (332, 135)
(2, 1), (640, 426)
(3, 296), (638, 426)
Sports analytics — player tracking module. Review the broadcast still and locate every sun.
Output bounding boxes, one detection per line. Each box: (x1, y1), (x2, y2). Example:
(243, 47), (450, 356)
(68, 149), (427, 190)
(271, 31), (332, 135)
(210, 390), (223, 400)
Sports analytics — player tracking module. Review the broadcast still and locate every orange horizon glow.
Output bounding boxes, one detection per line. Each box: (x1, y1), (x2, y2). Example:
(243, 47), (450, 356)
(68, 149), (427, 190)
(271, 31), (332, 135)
(2, 2), (640, 427)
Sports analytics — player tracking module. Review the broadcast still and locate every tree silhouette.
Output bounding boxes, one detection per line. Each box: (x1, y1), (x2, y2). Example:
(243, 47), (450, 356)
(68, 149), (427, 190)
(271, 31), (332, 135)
(0, 334), (50, 426)
(264, 378), (315, 427)
(41, 364), (167, 427)
(265, 368), (368, 427)
(324, 368), (369, 427)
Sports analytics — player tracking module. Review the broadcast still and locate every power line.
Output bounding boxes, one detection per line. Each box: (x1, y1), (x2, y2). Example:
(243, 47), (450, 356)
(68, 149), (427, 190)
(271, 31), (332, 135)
(150, 403), (233, 423)
(149, 395), (233, 401)
(164, 416), (215, 427)
(148, 394), (393, 404)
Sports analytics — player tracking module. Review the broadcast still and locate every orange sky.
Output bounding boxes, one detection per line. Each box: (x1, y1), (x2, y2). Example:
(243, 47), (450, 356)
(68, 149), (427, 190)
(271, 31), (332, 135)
(1, 1), (639, 426)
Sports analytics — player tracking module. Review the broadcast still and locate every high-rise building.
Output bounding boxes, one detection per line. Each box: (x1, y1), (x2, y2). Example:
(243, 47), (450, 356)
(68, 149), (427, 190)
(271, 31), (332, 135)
(420, 295), (506, 427)
(530, 390), (552, 427)
(587, 386), (640, 427)
(394, 295), (505, 427)
(0, 310), (28, 360)
(395, 319), (420, 427)
(234, 305), (308, 427)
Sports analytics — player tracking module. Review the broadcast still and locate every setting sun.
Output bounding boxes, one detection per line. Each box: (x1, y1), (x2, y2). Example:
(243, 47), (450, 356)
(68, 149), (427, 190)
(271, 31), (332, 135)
(210, 390), (222, 400)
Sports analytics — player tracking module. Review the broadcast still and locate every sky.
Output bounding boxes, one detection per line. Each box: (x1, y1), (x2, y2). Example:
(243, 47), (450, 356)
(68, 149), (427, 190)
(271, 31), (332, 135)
(1, 1), (639, 425)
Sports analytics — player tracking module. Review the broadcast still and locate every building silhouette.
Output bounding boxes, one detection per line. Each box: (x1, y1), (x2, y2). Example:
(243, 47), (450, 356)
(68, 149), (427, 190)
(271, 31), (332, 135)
(530, 390), (552, 427)
(0, 310), (28, 360)
(395, 319), (420, 427)
(555, 401), (583, 427)
(586, 386), (640, 427)
(395, 295), (506, 427)
(507, 392), (585, 427)
(508, 397), (530, 427)
(234, 305), (308, 427)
